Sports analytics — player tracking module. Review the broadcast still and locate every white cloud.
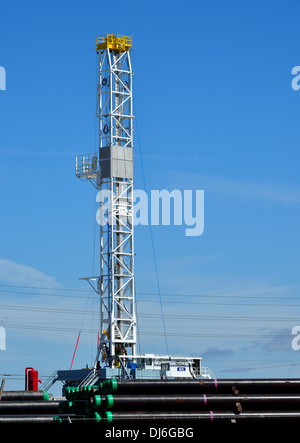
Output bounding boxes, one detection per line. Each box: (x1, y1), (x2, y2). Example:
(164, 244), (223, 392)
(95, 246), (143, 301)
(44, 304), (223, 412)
(166, 171), (300, 205)
(262, 328), (292, 352)
(205, 176), (300, 204)
(0, 148), (73, 156)
(0, 258), (60, 288)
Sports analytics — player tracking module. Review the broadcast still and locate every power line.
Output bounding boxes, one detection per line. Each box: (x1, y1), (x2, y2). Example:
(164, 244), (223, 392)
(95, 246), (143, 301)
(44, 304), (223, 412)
(1, 287), (300, 307)
(0, 283), (300, 301)
(2, 322), (295, 339)
(0, 284), (88, 292)
(0, 303), (94, 315)
(139, 299), (300, 307)
(134, 102), (169, 356)
(1, 303), (300, 323)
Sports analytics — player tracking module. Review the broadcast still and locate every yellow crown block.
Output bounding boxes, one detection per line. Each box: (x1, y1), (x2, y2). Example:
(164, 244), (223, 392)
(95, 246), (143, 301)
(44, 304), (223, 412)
(96, 34), (132, 52)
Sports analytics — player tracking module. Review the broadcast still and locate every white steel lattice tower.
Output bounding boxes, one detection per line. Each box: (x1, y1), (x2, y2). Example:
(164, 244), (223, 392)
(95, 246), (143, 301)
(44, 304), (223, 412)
(76, 35), (136, 369)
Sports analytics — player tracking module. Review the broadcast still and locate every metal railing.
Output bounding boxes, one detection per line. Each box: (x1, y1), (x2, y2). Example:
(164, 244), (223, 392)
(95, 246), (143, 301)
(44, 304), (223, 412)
(75, 153), (99, 179)
(78, 369), (99, 388)
(201, 366), (216, 380)
(96, 34), (132, 52)
(40, 371), (58, 392)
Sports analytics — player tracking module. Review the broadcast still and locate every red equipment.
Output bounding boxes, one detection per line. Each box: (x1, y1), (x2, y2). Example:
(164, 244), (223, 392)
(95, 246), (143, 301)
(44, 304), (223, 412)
(25, 367), (41, 391)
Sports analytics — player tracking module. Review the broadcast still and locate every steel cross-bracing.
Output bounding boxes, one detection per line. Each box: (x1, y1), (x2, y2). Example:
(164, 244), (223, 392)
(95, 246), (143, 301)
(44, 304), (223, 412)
(76, 35), (136, 369)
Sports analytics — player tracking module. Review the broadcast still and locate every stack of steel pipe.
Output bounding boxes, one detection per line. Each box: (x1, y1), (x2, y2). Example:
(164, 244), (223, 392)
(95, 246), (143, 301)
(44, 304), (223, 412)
(0, 390), (60, 423)
(55, 378), (300, 424)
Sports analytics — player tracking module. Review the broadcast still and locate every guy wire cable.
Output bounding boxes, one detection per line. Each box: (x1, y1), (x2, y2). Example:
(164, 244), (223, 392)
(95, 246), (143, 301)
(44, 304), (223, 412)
(133, 99), (169, 356)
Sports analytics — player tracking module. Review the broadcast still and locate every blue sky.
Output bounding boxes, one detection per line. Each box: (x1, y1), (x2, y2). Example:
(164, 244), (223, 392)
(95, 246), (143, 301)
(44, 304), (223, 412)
(1, 0), (300, 394)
